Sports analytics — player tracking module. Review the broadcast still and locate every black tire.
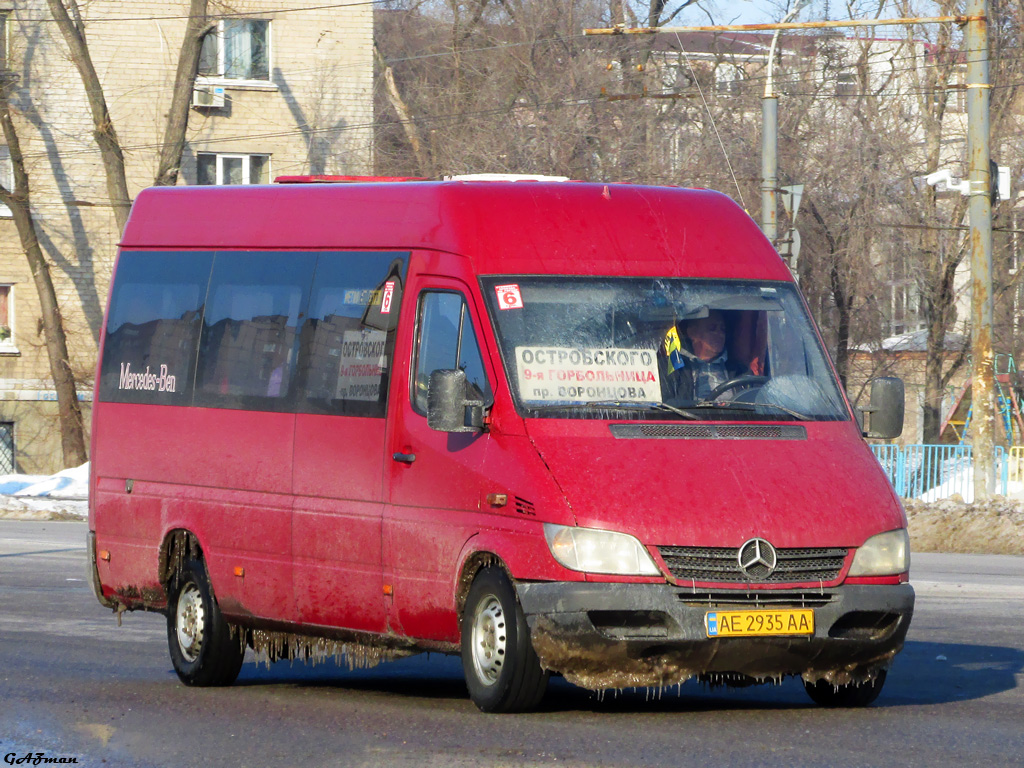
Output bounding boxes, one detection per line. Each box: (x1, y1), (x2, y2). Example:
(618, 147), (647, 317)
(461, 567), (549, 713)
(166, 559), (244, 687)
(804, 669), (887, 707)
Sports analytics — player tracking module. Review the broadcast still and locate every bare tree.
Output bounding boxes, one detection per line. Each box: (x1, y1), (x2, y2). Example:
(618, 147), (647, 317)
(47, 0), (214, 213)
(783, 25), (912, 388)
(374, 0), (710, 180)
(45, 0), (132, 234)
(155, 0), (216, 187)
(18, 0), (215, 463)
(374, 41), (432, 176)
(895, 0), (970, 443)
(0, 72), (87, 467)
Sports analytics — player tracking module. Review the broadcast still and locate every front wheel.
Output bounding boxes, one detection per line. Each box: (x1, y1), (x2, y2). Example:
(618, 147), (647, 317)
(804, 670), (887, 707)
(461, 567), (549, 713)
(167, 559), (244, 687)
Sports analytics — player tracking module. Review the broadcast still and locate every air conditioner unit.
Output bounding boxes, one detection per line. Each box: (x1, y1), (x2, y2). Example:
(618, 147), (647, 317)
(192, 85), (226, 109)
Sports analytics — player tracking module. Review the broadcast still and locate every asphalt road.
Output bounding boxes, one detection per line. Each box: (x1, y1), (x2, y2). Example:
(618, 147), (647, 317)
(1, 520), (1022, 768)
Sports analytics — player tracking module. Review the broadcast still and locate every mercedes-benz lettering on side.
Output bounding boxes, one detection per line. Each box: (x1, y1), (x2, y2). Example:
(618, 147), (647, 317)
(88, 178), (913, 712)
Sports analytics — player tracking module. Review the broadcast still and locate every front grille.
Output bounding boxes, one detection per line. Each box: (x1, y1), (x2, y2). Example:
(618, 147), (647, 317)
(677, 591), (836, 608)
(658, 545), (848, 584)
(514, 496), (536, 517)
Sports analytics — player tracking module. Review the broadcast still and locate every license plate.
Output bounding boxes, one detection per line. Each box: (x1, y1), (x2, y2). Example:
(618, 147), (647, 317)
(705, 609), (814, 637)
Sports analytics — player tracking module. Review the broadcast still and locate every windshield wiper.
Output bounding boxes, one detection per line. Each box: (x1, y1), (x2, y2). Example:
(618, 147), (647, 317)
(524, 400), (700, 419)
(685, 401), (812, 421)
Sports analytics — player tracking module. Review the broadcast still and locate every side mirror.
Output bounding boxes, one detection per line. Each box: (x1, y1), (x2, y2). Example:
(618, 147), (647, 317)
(859, 377), (904, 439)
(427, 369), (486, 433)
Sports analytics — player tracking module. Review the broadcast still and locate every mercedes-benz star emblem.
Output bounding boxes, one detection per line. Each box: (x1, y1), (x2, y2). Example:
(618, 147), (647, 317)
(737, 537), (778, 580)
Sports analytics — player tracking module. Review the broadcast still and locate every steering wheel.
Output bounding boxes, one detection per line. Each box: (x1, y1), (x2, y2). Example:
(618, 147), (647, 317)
(706, 375), (769, 401)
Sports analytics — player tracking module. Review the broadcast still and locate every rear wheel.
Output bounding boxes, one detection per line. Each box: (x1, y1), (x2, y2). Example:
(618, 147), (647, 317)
(804, 669), (887, 707)
(167, 559), (244, 686)
(461, 567), (549, 713)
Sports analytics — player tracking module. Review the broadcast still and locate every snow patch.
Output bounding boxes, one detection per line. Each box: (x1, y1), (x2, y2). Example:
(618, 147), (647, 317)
(0, 463), (88, 520)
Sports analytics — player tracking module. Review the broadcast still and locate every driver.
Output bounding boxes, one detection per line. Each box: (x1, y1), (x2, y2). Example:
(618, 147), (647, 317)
(661, 310), (748, 404)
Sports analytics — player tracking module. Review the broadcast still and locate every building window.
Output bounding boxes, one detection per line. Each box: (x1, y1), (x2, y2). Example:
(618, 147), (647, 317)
(835, 71), (857, 96)
(0, 285), (14, 348)
(953, 65), (967, 112)
(0, 422), (13, 474)
(196, 153), (270, 185)
(0, 12), (8, 70)
(0, 145), (12, 217)
(199, 19), (270, 82)
(715, 63), (743, 97)
(887, 282), (921, 337)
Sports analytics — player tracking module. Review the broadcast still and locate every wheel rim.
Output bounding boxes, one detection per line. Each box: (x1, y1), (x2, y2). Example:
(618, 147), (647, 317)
(175, 582), (205, 662)
(470, 594), (507, 686)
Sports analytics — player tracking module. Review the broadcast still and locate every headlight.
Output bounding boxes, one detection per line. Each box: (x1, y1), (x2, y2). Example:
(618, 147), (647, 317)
(543, 523), (661, 576)
(849, 529), (910, 577)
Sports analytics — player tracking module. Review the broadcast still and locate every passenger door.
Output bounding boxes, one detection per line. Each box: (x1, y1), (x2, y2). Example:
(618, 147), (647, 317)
(384, 277), (495, 641)
(292, 253), (407, 633)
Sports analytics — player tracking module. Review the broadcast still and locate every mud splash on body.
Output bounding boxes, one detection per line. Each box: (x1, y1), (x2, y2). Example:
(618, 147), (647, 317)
(240, 628), (417, 670)
(529, 617), (894, 691)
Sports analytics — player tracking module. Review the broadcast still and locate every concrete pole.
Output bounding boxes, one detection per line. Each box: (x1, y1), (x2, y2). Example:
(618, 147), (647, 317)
(966, 0), (996, 499)
(761, 95), (778, 243)
(761, 2), (808, 254)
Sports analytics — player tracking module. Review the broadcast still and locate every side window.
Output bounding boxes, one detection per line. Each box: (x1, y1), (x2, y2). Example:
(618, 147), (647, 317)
(412, 292), (492, 414)
(296, 253), (407, 417)
(99, 251), (213, 405)
(194, 252), (315, 411)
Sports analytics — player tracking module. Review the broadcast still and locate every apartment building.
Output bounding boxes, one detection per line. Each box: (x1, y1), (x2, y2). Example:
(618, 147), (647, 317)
(0, 1), (373, 472)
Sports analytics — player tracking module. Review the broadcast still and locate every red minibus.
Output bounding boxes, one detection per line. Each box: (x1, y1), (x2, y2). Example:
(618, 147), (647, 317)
(87, 178), (913, 712)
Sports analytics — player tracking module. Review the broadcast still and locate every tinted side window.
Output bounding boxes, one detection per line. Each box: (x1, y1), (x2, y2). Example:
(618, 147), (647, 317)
(297, 253), (407, 417)
(99, 251), (213, 405)
(194, 252), (316, 412)
(412, 292), (492, 414)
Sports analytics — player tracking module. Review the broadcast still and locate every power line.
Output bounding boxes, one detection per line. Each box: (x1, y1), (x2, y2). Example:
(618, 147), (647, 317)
(11, 5), (1018, 102)
(8, 6), (1024, 168)
(17, 62), (1024, 167)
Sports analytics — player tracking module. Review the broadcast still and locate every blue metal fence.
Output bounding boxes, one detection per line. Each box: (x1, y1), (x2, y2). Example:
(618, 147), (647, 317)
(870, 443), (1008, 500)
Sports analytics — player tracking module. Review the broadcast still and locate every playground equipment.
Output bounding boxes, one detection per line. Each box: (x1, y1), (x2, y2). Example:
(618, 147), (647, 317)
(940, 353), (1024, 445)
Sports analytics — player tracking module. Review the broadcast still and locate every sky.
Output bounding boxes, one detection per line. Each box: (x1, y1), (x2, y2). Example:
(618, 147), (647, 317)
(676, 1), (942, 27)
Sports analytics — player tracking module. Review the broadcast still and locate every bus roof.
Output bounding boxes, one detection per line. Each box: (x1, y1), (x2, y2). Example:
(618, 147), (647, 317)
(120, 181), (791, 281)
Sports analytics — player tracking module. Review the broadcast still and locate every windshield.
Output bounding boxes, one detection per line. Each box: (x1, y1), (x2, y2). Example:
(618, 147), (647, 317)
(480, 277), (848, 421)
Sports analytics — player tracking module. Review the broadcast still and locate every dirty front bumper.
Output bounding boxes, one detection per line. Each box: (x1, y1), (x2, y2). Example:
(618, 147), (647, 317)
(515, 581), (915, 690)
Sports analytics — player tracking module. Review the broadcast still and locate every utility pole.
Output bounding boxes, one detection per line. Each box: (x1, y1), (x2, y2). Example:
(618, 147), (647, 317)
(762, 1), (810, 252)
(762, 91), (778, 244)
(966, 0), (996, 499)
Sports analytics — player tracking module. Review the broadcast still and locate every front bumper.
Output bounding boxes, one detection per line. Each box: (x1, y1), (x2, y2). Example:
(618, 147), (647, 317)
(515, 581), (914, 690)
